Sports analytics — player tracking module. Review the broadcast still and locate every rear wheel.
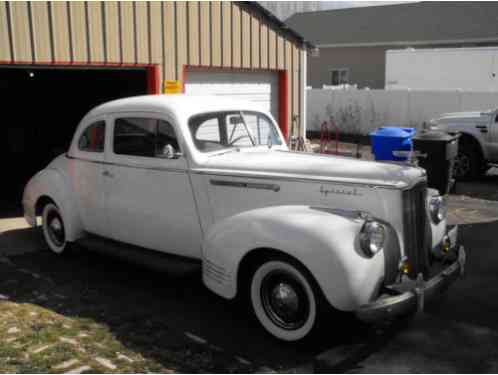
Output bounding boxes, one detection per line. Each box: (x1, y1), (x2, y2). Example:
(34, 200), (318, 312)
(41, 203), (72, 254)
(249, 257), (323, 342)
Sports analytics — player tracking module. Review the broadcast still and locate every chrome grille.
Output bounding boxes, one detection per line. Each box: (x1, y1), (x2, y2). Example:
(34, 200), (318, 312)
(402, 181), (430, 278)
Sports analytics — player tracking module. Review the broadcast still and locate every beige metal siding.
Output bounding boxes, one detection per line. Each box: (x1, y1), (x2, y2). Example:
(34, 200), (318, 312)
(268, 27), (276, 69)
(277, 33), (285, 70)
(260, 21), (268, 69)
(104, 1), (119, 63)
(176, 2), (188, 78)
(211, 2), (222, 67)
(163, 2), (175, 80)
(69, 2), (87, 62)
(221, 2), (231, 67)
(87, 2), (104, 62)
(9, 1), (32, 61)
(149, 1), (162, 64)
(231, 3), (241, 68)
(251, 12), (260, 68)
(200, 2), (210, 66)
(286, 40), (293, 134)
(120, 1), (134, 63)
(50, 2), (70, 62)
(30, 2), (51, 62)
(188, 2), (199, 65)
(241, 7), (250, 68)
(135, 2), (148, 63)
(0, 2), (11, 61)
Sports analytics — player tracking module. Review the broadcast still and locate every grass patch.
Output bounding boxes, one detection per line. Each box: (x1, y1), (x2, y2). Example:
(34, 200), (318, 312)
(0, 254), (257, 373)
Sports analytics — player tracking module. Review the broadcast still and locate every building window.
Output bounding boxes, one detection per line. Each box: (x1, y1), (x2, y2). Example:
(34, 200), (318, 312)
(330, 68), (349, 85)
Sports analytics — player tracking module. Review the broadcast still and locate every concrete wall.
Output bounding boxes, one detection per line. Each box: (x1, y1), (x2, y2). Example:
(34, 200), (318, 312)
(308, 46), (386, 89)
(0, 1), (306, 137)
(307, 88), (498, 135)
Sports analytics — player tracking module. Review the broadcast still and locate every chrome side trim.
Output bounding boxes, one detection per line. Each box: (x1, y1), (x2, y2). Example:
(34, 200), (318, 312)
(66, 154), (186, 174)
(210, 179), (280, 192)
(193, 168), (407, 190)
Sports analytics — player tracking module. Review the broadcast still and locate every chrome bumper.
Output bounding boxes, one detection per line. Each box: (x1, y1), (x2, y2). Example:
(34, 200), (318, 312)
(356, 228), (466, 323)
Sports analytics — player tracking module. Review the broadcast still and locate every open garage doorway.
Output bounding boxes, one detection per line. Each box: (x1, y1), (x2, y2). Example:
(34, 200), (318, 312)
(0, 64), (150, 213)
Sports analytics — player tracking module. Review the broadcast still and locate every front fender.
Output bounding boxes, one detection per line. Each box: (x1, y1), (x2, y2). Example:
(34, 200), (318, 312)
(22, 167), (83, 241)
(202, 205), (389, 311)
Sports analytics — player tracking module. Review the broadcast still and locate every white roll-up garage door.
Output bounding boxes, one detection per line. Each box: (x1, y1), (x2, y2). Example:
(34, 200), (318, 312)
(184, 70), (279, 120)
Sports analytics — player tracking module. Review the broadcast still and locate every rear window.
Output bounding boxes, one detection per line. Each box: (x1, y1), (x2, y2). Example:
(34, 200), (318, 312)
(78, 121), (106, 152)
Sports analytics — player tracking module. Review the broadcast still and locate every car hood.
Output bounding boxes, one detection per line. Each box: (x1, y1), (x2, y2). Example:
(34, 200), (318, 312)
(438, 111), (484, 120)
(200, 150), (425, 189)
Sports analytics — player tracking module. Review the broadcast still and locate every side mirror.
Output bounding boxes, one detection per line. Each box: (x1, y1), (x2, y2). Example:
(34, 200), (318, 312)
(160, 144), (183, 159)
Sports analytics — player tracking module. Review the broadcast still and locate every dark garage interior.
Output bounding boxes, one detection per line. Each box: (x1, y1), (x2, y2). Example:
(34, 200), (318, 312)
(1, 65), (149, 210)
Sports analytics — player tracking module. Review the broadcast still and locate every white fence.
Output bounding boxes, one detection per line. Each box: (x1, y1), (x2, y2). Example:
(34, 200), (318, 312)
(306, 89), (498, 135)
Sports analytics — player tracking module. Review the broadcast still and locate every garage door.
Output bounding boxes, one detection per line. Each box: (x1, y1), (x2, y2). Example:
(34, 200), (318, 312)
(184, 70), (279, 120)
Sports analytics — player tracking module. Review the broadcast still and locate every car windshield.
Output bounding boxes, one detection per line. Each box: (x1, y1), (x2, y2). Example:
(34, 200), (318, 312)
(188, 110), (282, 153)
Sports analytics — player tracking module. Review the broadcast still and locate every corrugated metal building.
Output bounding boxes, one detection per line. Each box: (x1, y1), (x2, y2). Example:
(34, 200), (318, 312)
(1, 1), (311, 200)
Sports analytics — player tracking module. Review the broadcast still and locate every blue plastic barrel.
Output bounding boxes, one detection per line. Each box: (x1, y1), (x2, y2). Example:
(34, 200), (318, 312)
(369, 126), (416, 161)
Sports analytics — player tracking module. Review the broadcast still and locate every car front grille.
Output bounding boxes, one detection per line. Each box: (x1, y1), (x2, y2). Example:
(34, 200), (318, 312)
(402, 181), (430, 278)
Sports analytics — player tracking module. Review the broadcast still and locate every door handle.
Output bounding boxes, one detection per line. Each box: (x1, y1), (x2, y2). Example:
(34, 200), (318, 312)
(476, 125), (488, 133)
(102, 170), (114, 178)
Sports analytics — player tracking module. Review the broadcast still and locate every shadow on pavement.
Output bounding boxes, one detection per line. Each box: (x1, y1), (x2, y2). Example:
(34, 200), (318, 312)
(454, 169), (498, 202)
(0, 228), (371, 372)
(426, 220), (498, 330)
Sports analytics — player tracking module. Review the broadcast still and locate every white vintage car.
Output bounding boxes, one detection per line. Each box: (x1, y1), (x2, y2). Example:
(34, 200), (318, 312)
(23, 95), (465, 342)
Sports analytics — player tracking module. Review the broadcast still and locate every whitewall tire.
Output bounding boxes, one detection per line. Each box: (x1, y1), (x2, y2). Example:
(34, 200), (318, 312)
(42, 203), (70, 254)
(250, 259), (319, 342)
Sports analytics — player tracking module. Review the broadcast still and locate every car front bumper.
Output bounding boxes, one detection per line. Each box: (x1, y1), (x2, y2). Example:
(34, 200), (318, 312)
(356, 226), (466, 323)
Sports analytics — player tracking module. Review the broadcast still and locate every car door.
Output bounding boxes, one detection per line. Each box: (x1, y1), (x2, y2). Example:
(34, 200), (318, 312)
(68, 117), (109, 236)
(104, 112), (202, 259)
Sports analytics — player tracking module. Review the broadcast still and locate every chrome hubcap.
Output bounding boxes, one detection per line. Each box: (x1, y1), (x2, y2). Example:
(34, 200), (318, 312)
(47, 211), (65, 247)
(261, 271), (309, 330)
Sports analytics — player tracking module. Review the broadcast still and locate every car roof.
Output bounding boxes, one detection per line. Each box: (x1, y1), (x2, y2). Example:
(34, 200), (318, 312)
(85, 94), (269, 120)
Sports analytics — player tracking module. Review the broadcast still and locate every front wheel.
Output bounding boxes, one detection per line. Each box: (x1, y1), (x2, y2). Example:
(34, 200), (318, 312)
(250, 258), (322, 342)
(42, 203), (72, 254)
(453, 142), (482, 181)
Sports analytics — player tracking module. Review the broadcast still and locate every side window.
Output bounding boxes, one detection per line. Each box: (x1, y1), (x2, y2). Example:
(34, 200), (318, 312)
(156, 120), (180, 155)
(196, 118), (221, 143)
(190, 114), (226, 152)
(78, 121), (106, 152)
(114, 118), (156, 157)
(242, 111), (282, 146)
(114, 117), (180, 158)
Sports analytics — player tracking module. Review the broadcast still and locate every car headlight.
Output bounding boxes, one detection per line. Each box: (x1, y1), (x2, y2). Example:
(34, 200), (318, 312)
(430, 195), (448, 224)
(359, 220), (385, 257)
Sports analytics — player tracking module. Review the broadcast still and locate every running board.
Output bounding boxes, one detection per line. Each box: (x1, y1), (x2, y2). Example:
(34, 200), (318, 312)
(76, 234), (201, 276)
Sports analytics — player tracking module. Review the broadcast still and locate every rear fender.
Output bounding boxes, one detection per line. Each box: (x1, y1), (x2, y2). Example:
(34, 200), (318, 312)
(22, 168), (83, 241)
(202, 205), (388, 311)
